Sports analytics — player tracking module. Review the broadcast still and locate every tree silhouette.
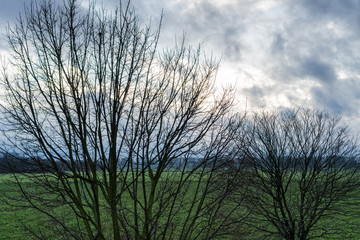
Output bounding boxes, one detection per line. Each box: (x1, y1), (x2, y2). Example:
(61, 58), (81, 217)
(0, 0), (244, 239)
(239, 109), (360, 240)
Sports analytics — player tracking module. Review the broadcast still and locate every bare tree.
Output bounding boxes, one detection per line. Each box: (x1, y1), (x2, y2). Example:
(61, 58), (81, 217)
(237, 109), (360, 240)
(0, 0), (245, 239)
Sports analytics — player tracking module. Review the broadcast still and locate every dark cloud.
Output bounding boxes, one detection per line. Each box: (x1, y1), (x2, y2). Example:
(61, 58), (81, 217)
(243, 85), (264, 98)
(166, 1), (246, 61)
(0, 1), (26, 39)
(0, 1), (26, 21)
(271, 33), (285, 54)
(311, 86), (344, 113)
(299, 58), (336, 84)
(242, 86), (266, 108)
(300, 0), (359, 18)
(128, 0), (249, 62)
(311, 76), (360, 114)
(246, 0), (360, 124)
(293, 0), (360, 38)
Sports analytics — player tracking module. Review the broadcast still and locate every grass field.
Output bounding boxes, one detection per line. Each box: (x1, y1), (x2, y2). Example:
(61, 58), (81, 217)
(1, 173), (360, 240)
(0, 174), (82, 240)
(0, 175), (43, 240)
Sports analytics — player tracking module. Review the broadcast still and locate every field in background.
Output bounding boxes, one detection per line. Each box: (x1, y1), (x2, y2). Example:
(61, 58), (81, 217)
(1, 173), (360, 240)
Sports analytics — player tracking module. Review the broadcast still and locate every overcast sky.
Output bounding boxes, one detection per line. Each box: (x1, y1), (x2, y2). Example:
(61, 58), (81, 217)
(1, 0), (360, 129)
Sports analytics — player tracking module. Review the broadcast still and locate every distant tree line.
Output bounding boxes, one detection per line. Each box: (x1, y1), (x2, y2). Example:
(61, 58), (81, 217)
(0, 154), (64, 173)
(0, 155), (207, 174)
(1, 154), (359, 174)
(0, 154), (47, 173)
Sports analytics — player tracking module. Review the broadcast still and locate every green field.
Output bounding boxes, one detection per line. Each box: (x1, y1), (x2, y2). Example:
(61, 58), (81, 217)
(1, 173), (360, 240)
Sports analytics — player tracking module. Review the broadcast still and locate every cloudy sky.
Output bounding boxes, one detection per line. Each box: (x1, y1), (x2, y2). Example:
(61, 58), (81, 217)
(1, 0), (360, 129)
